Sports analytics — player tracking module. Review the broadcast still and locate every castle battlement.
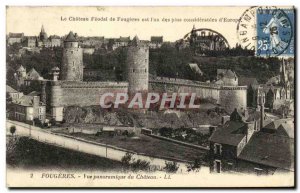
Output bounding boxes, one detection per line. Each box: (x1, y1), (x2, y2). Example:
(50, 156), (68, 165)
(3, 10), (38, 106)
(220, 86), (247, 90)
(60, 81), (128, 88)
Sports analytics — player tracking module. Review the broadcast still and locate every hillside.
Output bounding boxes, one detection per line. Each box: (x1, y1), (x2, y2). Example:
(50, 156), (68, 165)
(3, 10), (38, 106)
(63, 104), (226, 129)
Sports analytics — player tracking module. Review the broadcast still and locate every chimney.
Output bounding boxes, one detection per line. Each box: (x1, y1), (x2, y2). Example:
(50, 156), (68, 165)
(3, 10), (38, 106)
(260, 93), (265, 130)
(41, 81), (46, 104)
(32, 96), (40, 118)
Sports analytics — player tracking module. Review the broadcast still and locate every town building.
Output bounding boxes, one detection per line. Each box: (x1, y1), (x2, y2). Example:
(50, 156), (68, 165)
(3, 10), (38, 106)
(215, 69), (238, 86)
(149, 36), (163, 49)
(108, 36), (131, 50)
(7, 33), (24, 45)
(209, 95), (294, 175)
(6, 85), (23, 102)
(15, 65), (44, 86)
(10, 93), (46, 124)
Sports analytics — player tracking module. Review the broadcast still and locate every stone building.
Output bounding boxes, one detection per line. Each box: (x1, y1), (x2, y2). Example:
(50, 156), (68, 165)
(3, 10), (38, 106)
(215, 69), (238, 86)
(247, 59), (293, 112)
(15, 65), (44, 86)
(108, 36), (130, 50)
(125, 35), (149, 94)
(209, 95), (294, 175)
(24, 36), (37, 48)
(6, 85), (23, 102)
(149, 36), (163, 49)
(7, 33), (24, 45)
(61, 31), (83, 81)
(23, 25), (62, 48)
(10, 93), (46, 124)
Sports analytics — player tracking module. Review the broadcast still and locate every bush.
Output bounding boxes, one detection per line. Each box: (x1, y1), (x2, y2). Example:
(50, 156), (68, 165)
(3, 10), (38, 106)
(10, 125), (16, 136)
(186, 158), (202, 172)
(131, 159), (150, 172)
(33, 118), (43, 127)
(163, 161), (179, 173)
(121, 152), (150, 172)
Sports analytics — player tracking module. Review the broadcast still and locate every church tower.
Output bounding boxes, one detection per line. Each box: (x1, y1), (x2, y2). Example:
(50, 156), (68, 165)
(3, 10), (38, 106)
(39, 25), (48, 41)
(61, 31), (83, 81)
(126, 35), (149, 94)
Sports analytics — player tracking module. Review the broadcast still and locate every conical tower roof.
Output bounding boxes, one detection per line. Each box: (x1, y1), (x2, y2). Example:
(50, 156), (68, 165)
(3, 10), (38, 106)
(130, 35), (140, 46)
(65, 31), (78, 42)
(41, 25), (45, 33)
(17, 65), (26, 72)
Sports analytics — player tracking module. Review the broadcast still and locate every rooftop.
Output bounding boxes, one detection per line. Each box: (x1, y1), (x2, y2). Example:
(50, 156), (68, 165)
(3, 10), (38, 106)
(64, 31), (78, 42)
(209, 121), (247, 146)
(6, 85), (18, 93)
(9, 33), (24, 38)
(217, 69), (237, 79)
(151, 36), (163, 43)
(238, 77), (259, 87)
(16, 65), (26, 72)
(238, 132), (294, 171)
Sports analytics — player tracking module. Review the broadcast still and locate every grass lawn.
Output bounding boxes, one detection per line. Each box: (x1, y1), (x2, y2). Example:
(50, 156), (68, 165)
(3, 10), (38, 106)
(69, 133), (208, 162)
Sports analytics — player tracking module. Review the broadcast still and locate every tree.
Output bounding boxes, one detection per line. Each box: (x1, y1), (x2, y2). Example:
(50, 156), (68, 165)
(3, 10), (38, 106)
(33, 118), (43, 127)
(131, 159), (150, 172)
(121, 152), (133, 169)
(163, 161), (179, 173)
(186, 158), (202, 172)
(10, 125), (16, 136)
(121, 153), (150, 172)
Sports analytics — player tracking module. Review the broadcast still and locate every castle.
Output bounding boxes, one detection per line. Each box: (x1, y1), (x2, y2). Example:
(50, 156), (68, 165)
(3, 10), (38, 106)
(50, 31), (247, 121)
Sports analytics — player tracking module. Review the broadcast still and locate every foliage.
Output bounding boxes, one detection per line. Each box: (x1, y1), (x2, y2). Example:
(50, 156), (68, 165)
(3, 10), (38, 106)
(121, 152), (132, 168)
(186, 158), (202, 172)
(130, 159), (150, 172)
(49, 118), (56, 127)
(163, 161), (179, 173)
(159, 127), (173, 137)
(33, 118), (43, 127)
(10, 125), (16, 136)
(121, 152), (150, 172)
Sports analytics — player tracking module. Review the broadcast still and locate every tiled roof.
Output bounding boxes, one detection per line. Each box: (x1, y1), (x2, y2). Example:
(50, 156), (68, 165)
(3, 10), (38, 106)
(9, 33), (24, 38)
(217, 69), (237, 79)
(209, 121), (247, 146)
(151, 36), (163, 43)
(117, 36), (130, 42)
(130, 35), (140, 46)
(14, 95), (34, 106)
(27, 91), (40, 96)
(6, 85), (18, 93)
(65, 31), (78, 42)
(26, 68), (42, 80)
(238, 132), (294, 171)
(17, 65), (26, 72)
(49, 35), (61, 39)
(238, 77), (259, 87)
(277, 123), (294, 139)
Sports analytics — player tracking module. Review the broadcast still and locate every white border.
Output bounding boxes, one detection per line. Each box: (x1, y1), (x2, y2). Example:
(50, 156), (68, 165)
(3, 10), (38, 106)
(1, 0), (298, 192)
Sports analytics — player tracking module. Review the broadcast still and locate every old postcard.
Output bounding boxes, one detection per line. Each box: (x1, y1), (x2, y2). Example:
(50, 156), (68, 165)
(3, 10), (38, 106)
(6, 6), (295, 188)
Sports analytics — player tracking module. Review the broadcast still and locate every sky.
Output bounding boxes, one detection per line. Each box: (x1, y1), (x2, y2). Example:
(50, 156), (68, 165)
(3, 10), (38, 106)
(6, 6), (258, 47)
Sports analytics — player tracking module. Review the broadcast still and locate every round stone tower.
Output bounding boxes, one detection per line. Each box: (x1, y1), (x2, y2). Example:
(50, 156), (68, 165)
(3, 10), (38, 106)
(126, 35), (149, 94)
(61, 31), (83, 81)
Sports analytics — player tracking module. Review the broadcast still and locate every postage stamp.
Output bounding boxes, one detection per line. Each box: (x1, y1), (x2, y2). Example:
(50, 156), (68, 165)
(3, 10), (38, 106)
(256, 8), (294, 57)
(237, 6), (295, 57)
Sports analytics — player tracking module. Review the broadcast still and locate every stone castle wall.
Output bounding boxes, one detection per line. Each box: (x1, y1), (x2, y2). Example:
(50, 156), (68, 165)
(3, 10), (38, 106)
(51, 81), (128, 107)
(150, 79), (247, 113)
(219, 86), (247, 113)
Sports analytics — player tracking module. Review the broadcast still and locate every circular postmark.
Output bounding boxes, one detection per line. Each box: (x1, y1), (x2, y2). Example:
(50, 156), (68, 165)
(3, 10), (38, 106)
(237, 6), (293, 57)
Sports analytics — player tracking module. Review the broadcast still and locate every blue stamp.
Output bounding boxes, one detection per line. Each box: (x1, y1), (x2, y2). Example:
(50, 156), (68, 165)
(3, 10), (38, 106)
(256, 8), (294, 57)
